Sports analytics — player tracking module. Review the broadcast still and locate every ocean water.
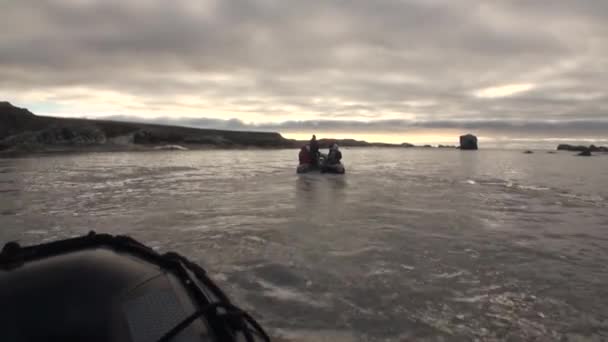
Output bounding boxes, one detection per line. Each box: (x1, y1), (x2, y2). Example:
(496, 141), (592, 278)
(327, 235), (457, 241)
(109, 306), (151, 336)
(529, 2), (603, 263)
(1, 148), (607, 341)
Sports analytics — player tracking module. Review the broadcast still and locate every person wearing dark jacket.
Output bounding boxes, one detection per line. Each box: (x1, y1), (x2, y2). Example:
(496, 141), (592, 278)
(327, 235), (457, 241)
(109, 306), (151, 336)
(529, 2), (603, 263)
(309, 135), (320, 165)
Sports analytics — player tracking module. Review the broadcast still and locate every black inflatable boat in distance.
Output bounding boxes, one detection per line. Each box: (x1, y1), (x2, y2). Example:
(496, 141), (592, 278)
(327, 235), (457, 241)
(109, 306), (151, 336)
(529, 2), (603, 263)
(297, 155), (346, 174)
(0, 232), (270, 342)
(296, 163), (345, 174)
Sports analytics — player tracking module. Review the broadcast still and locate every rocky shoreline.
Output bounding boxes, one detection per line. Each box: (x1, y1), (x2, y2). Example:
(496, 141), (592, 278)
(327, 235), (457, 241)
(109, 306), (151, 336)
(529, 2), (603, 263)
(0, 102), (448, 156)
(3, 102), (606, 157)
(0, 101), (297, 156)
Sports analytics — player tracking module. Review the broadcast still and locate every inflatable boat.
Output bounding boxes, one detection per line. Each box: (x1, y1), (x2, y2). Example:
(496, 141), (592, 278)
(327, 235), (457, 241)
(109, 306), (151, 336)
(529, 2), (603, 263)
(296, 163), (345, 174)
(296, 155), (345, 174)
(0, 232), (270, 342)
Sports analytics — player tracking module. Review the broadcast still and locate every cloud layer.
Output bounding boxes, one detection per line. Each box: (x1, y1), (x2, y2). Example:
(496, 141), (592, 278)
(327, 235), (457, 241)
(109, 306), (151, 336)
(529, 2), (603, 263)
(100, 114), (608, 138)
(1, 0), (607, 139)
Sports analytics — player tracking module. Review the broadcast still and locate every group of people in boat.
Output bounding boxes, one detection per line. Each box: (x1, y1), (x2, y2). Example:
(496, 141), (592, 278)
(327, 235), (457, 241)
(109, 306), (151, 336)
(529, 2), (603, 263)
(297, 135), (344, 174)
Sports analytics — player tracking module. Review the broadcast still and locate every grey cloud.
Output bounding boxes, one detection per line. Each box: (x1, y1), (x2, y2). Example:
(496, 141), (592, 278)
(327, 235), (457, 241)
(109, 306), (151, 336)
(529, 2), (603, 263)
(96, 114), (608, 138)
(1, 0), (607, 133)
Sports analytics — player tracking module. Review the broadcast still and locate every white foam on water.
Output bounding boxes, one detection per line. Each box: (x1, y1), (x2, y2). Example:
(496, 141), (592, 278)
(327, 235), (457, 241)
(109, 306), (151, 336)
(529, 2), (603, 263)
(516, 184), (550, 191)
(366, 268), (395, 277)
(257, 279), (328, 308)
(25, 230), (49, 235)
(433, 270), (466, 279)
(558, 192), (605, 205)
(452, 294), (489, 303)
(244, 235), (266, 243)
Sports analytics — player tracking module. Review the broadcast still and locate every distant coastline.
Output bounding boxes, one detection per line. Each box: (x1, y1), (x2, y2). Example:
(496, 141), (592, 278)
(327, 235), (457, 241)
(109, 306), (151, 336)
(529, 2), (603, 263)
(1, 102), (431, 156)
(3, 102), (606, 157)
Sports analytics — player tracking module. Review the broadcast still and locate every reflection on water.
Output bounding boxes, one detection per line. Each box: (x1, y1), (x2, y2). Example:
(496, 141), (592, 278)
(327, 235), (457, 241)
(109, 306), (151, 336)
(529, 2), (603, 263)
(295, 175), (347, 209)
(1, 149), (608, 341)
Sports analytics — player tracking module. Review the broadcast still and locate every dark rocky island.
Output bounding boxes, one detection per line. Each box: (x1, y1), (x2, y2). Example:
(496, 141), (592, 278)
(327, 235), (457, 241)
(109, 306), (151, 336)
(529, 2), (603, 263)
(459, 133), (478, 150)
(557, 144), (607, 153)
(556, 144), (608, 157)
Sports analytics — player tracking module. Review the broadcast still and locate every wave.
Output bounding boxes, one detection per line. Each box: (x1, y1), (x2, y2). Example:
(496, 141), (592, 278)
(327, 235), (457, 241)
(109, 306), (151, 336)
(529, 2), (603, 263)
(557, 192), (606, 206)
(256, 279), (328, 308)
(465, 179), (551, 192)
(465, 178), (606, 206)
(329, 245), (391, 257)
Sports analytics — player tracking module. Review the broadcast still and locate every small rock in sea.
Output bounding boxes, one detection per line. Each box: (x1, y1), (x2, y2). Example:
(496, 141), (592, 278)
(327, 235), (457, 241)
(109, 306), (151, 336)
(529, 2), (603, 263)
(577, 149), (592, 156)
(459, 134), (478, 150)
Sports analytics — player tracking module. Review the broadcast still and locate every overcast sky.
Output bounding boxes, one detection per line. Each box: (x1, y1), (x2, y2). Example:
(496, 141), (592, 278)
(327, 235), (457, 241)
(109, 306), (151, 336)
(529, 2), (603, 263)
(1, 0), (607, 142)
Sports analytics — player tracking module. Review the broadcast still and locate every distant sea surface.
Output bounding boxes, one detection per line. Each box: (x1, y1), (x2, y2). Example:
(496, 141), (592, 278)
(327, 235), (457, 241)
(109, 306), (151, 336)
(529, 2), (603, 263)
(1, 148), (607, 341)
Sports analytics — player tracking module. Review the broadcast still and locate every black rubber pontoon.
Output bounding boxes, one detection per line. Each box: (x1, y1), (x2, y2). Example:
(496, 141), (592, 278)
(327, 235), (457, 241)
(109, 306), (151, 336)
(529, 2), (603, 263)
(0, 232), (270, 342)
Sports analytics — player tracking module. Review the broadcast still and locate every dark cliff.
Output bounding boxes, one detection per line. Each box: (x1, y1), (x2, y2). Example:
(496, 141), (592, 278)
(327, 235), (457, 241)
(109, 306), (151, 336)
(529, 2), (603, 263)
(0, 102), (295, 153)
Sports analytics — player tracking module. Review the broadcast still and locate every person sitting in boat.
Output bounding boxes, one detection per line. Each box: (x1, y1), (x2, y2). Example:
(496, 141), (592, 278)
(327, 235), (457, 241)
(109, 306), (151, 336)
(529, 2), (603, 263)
(326, 143), (342, 165)
(309, 135), (320, 165)
(298, 144), (313, 165)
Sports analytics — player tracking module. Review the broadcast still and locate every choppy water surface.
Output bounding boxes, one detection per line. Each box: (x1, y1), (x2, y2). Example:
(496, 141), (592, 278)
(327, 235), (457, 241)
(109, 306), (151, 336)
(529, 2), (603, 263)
(1, 149), (608, 341)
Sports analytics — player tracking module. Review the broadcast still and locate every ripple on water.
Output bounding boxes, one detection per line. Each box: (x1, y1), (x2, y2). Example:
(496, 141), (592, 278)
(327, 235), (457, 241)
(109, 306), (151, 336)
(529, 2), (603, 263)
(328, 245), (391, 257)
(1, 149), (608, 341)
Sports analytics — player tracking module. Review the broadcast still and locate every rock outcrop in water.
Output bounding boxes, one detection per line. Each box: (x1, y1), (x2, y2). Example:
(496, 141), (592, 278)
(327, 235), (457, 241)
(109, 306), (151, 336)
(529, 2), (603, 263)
(577, 149), (592, 157)
(0, 102), (296, 154)
(557, 144), (608, 152)
(590, 145), (608, 152)
(459, 134), (478, 150)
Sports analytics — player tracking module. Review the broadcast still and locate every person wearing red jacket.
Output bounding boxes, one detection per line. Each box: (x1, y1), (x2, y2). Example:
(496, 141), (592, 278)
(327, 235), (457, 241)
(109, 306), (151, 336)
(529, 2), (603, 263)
(298, 145), (313, 165)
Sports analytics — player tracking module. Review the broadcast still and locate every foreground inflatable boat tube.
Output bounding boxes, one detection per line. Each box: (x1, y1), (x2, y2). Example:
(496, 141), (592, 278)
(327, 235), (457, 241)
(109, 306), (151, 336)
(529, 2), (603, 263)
(0, 232), (270, 342)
